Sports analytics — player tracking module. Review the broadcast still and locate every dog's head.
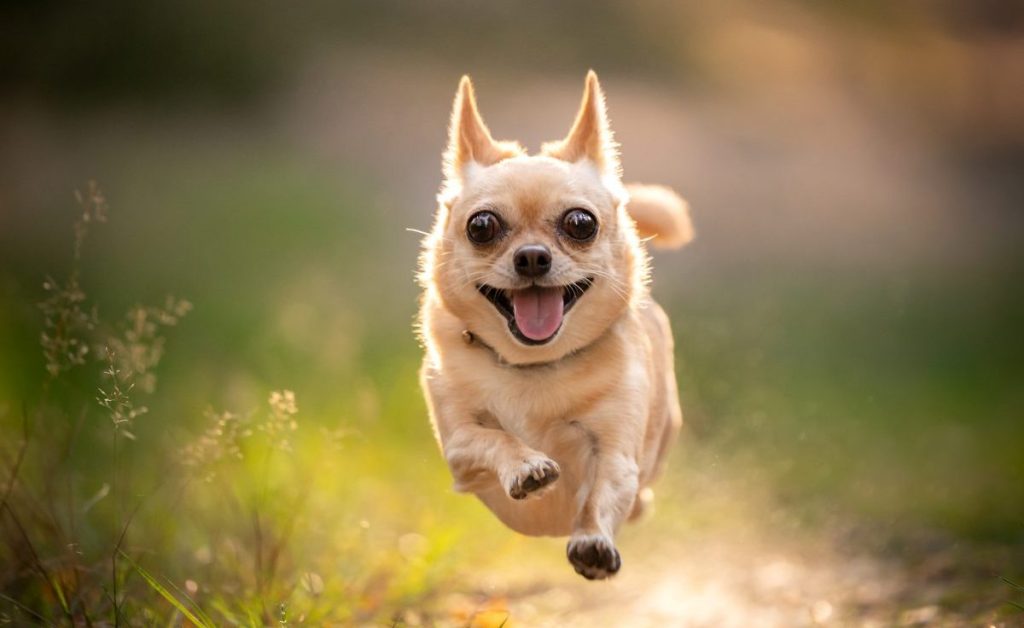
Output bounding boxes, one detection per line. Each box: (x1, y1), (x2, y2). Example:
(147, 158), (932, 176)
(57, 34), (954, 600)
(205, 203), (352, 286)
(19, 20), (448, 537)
(422, 71), (646, 365)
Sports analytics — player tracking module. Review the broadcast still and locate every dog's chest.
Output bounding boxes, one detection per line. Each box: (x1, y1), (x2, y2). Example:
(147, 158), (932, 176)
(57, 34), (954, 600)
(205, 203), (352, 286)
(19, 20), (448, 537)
(470, 358), (615, 442)
(485, 370), (565, 426)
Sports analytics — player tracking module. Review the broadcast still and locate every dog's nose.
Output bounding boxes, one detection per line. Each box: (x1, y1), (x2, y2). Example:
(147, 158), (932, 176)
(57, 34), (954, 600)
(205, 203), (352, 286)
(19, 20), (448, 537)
(513, 244), (552, 278)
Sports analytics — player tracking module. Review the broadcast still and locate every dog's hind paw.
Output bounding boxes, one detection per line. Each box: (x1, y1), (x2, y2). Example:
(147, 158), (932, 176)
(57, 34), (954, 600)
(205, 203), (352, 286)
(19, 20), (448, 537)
(567, 534), (621, 580)
(506, 455), (560, 500)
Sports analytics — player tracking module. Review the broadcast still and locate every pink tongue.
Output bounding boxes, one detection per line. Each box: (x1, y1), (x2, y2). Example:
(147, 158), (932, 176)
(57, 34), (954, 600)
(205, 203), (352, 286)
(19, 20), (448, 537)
(511, 286), (564, 341)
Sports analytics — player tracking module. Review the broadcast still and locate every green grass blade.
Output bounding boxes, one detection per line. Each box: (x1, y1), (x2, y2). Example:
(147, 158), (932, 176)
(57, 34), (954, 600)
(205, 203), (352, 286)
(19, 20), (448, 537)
(159, 578), (218, 628)
(49, 575), (70, 615)
(119, 551), (212, 628)
(1002, 576), (1024, 592)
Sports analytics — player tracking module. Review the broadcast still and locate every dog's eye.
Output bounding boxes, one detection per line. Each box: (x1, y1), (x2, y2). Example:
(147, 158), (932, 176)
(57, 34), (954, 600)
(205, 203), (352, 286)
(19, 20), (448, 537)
(467, 211), (501, 244)
(561, 208), (598, 241)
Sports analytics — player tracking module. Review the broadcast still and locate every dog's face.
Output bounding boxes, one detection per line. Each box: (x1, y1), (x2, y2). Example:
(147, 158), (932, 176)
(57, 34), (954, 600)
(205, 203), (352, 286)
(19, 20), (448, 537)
(423, 72), (646, 365)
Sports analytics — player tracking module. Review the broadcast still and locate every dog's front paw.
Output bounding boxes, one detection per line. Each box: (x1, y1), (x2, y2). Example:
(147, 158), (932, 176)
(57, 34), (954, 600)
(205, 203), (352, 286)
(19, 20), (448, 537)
(506, 455), (560, 500)
(567, 534), (621, 580)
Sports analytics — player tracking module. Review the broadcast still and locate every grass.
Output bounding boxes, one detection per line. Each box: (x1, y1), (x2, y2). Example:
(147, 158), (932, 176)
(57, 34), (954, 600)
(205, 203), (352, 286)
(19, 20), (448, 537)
(0, 140), (1022, 623)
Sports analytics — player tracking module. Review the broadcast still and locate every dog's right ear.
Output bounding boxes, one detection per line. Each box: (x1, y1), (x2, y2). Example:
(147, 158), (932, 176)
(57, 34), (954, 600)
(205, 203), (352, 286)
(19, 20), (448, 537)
(443, 76), (522, 189)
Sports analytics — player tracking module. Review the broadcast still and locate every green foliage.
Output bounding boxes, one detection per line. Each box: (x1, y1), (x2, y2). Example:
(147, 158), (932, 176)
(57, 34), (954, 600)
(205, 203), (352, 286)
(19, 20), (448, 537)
(120, 551), (215, 628)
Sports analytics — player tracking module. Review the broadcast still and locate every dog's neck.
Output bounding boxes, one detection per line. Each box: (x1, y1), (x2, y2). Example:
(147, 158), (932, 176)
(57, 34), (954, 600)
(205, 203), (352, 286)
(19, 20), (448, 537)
(461, 327), (606, 370)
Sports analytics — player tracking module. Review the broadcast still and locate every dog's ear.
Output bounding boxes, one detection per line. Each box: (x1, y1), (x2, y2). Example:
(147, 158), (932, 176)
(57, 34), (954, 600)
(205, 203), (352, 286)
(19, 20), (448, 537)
(443, 76), (522, 186)
(543, 70), (620, 176)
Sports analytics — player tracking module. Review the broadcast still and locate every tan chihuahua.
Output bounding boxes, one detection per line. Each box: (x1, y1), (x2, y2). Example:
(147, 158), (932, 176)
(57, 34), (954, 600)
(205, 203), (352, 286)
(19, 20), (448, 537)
(417, 71), (693, 579)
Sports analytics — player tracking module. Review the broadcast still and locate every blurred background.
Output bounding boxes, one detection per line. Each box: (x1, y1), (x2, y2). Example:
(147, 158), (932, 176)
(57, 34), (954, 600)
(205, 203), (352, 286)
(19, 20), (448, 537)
(1, 1), (1022, 625)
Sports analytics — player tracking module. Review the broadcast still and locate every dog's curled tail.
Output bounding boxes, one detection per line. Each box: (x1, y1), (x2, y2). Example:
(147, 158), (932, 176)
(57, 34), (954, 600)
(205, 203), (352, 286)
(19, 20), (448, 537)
(624, 183), (695, 250)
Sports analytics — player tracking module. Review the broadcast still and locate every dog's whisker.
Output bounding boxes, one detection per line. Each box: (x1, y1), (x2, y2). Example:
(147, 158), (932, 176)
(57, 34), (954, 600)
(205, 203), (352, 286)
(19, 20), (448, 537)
(581, 269), (630, 305)
(459, 270), (502, 292)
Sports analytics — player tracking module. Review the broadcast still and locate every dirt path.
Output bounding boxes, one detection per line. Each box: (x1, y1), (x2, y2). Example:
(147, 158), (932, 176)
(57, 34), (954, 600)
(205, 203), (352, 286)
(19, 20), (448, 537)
(417, 515), (1019, 627)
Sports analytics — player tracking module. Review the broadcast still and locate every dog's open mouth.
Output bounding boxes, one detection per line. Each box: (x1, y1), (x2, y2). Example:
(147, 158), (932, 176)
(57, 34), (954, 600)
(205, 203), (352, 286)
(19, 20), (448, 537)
(477, 278), (594, 345)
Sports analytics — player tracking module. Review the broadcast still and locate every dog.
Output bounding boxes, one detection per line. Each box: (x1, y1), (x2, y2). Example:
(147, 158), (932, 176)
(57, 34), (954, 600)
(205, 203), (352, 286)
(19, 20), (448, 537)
(417, 71), (693, 579)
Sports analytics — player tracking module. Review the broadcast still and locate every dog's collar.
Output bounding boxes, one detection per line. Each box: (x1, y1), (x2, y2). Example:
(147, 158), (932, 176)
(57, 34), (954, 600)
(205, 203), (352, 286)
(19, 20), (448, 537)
(461, 328), (599, 369)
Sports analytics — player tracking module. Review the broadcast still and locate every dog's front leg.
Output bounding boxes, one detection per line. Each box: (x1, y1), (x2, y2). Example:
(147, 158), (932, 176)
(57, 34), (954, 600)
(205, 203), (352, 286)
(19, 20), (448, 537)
(567, 419), (641, 579)
(425, 370), (560, 499)
(442, 422), (561, 499)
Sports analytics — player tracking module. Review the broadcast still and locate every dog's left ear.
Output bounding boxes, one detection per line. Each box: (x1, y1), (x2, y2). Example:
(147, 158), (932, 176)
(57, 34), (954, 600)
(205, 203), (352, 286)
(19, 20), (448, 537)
(543, 70), (620, 177)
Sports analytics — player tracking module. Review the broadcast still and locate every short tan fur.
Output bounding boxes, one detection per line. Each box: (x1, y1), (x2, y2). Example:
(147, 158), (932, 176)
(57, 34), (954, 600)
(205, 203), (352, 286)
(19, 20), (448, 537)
(418, 71), (693, 579)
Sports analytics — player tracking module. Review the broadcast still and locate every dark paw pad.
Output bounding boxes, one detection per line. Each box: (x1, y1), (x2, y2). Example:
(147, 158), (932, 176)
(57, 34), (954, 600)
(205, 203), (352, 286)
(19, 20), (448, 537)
(567, 535), (621, 580)
(507, 457), (560, 500)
